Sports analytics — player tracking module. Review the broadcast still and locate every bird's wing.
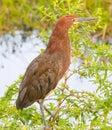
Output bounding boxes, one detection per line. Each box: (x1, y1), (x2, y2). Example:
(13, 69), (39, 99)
(16, 53), (59, 109)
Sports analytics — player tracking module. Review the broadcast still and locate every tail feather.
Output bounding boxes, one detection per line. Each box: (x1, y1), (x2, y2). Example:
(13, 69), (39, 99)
(16, 87), (33, 109)
(16, 95), (33, 109)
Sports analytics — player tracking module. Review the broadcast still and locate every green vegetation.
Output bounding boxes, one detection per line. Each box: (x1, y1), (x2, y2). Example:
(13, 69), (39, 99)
(0, 0), (112, 39)
(0, 0), (112, 129)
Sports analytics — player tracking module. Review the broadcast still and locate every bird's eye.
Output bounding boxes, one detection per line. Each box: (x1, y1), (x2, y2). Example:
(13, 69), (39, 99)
(72, 19), (75, 22)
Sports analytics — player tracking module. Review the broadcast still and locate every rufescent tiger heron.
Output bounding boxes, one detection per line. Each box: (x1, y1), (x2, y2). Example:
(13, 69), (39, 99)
(16, 15), (98, 128)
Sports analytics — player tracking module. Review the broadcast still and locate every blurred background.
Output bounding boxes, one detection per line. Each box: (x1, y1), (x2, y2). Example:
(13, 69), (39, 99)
(0, 0), (112, 129)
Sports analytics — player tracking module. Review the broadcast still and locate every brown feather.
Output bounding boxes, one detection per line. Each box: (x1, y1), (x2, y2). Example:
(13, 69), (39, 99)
(16, 15), (77, 109)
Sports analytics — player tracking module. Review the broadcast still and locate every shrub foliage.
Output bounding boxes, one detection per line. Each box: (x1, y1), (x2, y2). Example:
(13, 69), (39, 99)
(0, 0), (112, 129)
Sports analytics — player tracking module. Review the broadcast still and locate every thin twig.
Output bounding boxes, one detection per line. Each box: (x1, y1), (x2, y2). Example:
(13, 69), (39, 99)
(44, 105), (53, 116)
(44, 98), (57, 101)
(50, 94), (71, 122)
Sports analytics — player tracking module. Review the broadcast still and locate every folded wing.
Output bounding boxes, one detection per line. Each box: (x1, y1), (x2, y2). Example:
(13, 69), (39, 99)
(16, 53), (59, 109)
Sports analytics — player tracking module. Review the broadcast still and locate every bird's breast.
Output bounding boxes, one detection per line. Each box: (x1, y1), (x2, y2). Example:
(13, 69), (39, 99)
(57, 52), (70, 79)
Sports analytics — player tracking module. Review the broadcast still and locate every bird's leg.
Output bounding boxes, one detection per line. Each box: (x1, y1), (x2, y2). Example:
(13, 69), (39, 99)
(39, 100), (47, 128)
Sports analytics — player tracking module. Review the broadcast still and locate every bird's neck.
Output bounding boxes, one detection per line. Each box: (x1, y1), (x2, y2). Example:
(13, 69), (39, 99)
(46, 26), (70, 54)
(45, 25), (71, 80)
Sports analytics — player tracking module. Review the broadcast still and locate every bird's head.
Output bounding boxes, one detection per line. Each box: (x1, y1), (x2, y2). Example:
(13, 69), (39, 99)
(57, 15), (98, 29)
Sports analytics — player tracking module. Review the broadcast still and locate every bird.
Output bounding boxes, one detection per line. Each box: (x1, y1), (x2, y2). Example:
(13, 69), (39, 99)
(16, 15), (97, 128)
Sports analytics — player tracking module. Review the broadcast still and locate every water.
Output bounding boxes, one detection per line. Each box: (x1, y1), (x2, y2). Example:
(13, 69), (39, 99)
(0, 31), (97, 97)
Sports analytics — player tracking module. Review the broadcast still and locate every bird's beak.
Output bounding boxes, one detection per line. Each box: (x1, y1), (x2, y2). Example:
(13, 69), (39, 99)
(77, 18), (98, 23)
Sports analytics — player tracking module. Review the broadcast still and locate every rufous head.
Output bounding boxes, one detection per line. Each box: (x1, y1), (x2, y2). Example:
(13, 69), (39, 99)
(56, 15), (78, 29)
(56, 15), (98, 29)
